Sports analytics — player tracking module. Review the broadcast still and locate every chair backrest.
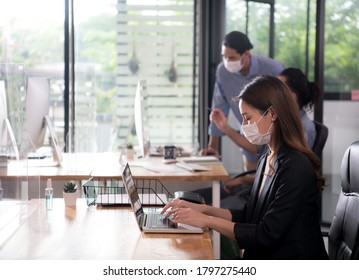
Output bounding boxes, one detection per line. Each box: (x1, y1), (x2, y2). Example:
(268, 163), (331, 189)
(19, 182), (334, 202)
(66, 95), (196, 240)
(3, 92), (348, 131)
(312, 121), (329, 158)
(328, 140), (359, 259)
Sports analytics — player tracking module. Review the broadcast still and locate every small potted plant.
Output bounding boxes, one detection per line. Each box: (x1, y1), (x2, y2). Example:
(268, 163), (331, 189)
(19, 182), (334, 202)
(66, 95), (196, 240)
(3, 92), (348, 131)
(126, 143), (134, 160)
(63, 181), (78, 207)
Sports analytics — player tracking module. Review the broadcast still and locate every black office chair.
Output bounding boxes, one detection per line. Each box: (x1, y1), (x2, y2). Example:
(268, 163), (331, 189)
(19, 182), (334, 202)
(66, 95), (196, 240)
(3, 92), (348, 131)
(325, 140), (359, 259)
(312, 121), (329, 158)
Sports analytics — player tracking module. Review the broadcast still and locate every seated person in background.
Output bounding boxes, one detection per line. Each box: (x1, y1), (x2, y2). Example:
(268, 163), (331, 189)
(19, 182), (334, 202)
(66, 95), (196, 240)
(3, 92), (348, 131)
(162, 75), (328, 260)
(210, 67), (320, 206)
(277, 67), (319, 148)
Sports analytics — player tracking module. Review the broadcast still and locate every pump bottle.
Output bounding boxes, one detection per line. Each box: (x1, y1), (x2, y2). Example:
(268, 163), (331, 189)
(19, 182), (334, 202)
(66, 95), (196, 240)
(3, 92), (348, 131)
(45, 178), (53, 210)
(0, 179), (3, 201)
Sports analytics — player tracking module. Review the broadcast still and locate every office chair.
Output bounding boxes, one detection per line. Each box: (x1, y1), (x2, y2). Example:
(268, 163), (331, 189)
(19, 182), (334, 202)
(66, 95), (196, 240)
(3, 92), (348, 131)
(312, 121), (329, 158)
(325, 140), (359, 259)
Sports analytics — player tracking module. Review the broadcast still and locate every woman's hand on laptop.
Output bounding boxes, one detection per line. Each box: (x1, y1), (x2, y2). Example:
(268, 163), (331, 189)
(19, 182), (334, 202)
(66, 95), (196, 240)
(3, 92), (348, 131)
(172, 207), (209, 228)
(161, 199), (208, 228)
(161, 199), (204, 217)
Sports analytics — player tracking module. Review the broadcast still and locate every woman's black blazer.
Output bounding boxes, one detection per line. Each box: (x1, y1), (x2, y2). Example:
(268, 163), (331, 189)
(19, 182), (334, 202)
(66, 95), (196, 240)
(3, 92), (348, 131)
(230, 145), (328, 259)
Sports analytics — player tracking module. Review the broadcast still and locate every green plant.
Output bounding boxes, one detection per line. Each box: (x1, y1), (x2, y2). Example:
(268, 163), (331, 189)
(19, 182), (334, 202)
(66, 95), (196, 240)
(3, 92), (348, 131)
(63, 181), (78, 193)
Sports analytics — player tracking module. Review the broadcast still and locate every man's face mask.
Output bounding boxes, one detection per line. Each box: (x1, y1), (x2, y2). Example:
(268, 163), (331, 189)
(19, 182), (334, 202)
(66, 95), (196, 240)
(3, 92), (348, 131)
(223, 58), (244, 73)
(242, 109), (273, 145)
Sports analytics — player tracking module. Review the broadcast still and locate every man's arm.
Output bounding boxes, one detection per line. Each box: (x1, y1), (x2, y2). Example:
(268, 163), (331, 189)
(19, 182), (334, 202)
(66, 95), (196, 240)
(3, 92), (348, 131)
(210, 108), (257, 153)
(200, 136), (219, 155)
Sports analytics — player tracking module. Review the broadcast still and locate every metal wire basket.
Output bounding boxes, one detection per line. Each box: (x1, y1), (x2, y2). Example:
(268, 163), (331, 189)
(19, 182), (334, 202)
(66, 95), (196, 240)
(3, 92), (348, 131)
(82, 178), (173, 207)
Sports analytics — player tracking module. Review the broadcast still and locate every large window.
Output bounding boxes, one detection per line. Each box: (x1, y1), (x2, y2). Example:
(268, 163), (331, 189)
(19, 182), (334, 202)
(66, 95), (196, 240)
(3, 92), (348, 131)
(72, 0), (117, 152)
(226, 0), (271, 57)
(324, 0), (359, 98)
(275, 0), (317, 78)
(1, 0), (199, 156)
(226, 0), (317, 75)
(0, 0), (65, 150)
(72, 0), (199, 154)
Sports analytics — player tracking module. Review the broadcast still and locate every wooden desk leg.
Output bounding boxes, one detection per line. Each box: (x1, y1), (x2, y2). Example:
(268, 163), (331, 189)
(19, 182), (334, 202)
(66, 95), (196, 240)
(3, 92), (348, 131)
(212, 180), (220, 259)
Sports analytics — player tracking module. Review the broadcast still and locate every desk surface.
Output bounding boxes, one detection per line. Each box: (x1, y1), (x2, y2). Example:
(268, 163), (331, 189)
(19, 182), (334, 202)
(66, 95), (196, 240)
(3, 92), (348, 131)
(1, 153), (229, 182)
(0, 199), (214, 260)
(91, 153), (229, 181)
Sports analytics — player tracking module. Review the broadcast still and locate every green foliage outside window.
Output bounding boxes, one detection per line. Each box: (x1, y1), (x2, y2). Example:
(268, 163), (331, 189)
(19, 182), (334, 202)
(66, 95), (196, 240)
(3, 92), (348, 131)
(226, 0), (359, 96)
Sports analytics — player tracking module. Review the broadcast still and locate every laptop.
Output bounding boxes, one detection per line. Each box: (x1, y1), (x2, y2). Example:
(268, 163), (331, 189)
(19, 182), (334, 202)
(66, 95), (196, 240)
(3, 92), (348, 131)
(121, 163), (203, 234)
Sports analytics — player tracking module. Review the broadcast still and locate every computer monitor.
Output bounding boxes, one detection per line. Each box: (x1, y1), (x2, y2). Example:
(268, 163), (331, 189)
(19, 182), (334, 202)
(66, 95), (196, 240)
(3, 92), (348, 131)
(0, 80), (8, 147)
(0, 79), (19, 160)
(119, 80), (148, 164)
(134, 80), (148, 158)
(23, 77), (50, 151)
(21, 77), (63, 165)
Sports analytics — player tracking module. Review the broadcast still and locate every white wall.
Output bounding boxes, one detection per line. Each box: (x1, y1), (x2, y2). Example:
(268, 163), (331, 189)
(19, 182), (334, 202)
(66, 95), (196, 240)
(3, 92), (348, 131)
(323, 101), (359, 192)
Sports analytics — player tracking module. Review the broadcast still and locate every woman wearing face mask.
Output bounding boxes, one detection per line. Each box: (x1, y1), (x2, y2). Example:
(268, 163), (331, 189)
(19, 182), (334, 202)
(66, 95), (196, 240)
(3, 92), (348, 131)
(209, 67), (320, 199)
(162, 76), (328, 260)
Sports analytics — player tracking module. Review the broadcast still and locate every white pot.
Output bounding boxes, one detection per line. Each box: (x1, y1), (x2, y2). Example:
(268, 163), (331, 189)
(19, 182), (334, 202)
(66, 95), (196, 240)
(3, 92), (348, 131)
(63, 191), (78, 207)
(126, 148), (134, 160)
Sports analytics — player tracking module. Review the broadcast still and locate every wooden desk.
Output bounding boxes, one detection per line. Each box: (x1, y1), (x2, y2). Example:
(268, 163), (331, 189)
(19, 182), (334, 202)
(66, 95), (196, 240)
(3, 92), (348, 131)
(1, 153), (229, 259)
(0, 199), (214, 260)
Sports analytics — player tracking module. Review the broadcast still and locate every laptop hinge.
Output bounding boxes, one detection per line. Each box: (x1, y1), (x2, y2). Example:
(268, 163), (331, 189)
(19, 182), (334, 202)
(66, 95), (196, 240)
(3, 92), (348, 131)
(139, 213), (147, 228)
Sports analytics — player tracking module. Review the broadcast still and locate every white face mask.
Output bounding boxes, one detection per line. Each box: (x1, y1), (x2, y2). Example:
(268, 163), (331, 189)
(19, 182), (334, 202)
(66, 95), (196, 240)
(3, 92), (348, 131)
(242, 110), (273, 145)
(223, 58), (244, 73)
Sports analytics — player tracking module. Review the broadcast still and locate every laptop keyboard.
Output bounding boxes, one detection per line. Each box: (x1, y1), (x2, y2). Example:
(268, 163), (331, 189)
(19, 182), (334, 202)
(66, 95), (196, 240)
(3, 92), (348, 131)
(145, 213), (177, 229)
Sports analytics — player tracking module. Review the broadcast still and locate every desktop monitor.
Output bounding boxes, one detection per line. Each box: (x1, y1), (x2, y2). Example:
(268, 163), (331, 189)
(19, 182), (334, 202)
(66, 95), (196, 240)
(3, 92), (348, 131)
(0, 80), (8, 147)
(21, 77), (63, 165)
(0, 80), (19, 159)
(119, 80), (148, 164)
(134, 80), (148, 158)
(23, 77), (50, 151)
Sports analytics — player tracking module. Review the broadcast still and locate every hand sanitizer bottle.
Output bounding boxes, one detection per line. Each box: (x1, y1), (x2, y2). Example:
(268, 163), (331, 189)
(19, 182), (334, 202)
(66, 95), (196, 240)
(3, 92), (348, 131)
(0, 179), (3, 201)
(45, 178), (53, 210)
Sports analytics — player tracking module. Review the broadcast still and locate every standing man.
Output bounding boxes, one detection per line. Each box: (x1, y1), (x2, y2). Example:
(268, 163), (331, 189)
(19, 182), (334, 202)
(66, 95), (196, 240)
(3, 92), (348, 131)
(201, 31), (284, 171)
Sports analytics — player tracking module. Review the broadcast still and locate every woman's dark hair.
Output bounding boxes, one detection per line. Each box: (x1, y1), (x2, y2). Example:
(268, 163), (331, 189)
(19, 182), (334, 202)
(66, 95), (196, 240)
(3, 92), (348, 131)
(223, 31), (253, 55)
(236, 75), (325, 190)
(279, 67), (320, 109)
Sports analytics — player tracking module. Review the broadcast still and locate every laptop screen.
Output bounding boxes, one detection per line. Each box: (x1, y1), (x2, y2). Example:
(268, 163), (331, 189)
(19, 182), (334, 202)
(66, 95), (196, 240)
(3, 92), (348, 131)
(122, 163), (144, 218)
